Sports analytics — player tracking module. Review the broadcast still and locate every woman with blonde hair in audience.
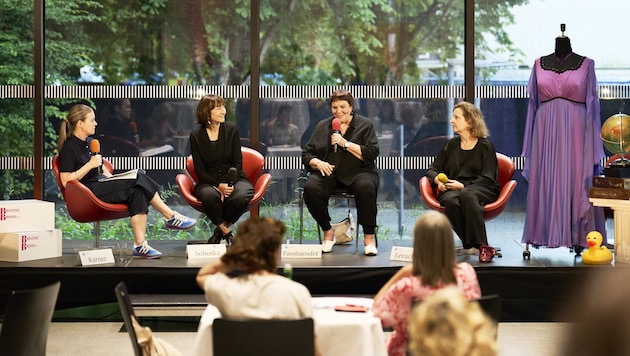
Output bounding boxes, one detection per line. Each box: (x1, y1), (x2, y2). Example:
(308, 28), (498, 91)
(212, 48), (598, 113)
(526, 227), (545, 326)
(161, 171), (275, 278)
(372, 211), (481, 356)
(408, 286), (497, 356)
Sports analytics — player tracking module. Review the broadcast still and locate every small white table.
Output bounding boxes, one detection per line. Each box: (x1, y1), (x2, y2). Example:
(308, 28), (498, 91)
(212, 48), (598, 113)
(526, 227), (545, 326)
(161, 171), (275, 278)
(590, 198), (630, 263)
(191, 297), (387, 356)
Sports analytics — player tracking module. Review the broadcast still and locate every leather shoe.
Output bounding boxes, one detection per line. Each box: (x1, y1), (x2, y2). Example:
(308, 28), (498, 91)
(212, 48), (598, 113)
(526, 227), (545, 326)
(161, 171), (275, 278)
(321, 237), (336, 253)
(364, 243), (378, 256)
(208, 227), (222, 244)
(223, 232), (234, 247)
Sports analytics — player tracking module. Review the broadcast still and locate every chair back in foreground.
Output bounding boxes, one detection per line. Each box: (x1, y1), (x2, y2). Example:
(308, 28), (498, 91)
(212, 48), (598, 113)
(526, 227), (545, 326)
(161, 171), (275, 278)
(0, 281), (61, 356)
(176, 146), (272, 214)
(212, 318), (315, 356)
(114, 282), (143, 356)
(476, 294), (502, 324)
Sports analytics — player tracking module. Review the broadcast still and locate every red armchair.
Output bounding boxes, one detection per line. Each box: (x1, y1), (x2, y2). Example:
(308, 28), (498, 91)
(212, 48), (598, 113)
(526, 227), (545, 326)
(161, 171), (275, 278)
(419, 152), (517, 221)
(176, 146), (271, 216)
(52, 155), (130, 247)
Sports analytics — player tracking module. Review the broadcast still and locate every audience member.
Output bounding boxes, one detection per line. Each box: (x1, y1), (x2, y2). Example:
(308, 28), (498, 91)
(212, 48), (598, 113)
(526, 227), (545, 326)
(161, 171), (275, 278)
(372, 211), (481, 356)
(302, 89), (380, 256)
(57, 104), (197, 258)
(189, 94), (254, 245)
(97, 98), (139, 145)
(263, 104), (300, 146)
(425, 101), (499, 255)
(560, 268), (630, 356)
(372, 99), (396, 133)
(301, 98), (329, 149)
(408, 286), (498, 356)
(195, 216), (320, 354)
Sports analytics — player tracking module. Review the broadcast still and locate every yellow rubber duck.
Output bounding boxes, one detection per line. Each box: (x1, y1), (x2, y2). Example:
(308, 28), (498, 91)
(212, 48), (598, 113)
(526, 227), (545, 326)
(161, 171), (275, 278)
(582, 231), (613, 265)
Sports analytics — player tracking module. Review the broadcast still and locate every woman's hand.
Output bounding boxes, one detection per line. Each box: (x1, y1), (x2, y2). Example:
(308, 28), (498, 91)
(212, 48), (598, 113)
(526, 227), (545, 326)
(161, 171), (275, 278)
(438, 179), (464, 191)
(89, 154), (102, 170)
(313, 159), (335, 176)
(217, 183), (234, 197)
(331, 132), (346, 147)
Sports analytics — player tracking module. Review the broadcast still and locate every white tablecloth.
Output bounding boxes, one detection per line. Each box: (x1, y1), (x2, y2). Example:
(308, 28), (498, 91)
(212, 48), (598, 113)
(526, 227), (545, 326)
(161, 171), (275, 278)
(191, 297), (387, 356)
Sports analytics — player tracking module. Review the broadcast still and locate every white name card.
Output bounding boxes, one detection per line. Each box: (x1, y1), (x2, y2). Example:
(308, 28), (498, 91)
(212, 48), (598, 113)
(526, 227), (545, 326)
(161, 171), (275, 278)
(78, 248), (115, 266)
(187, 244), (226, 259)
(281, 244), (322, 259)
(389, 246), (413, 262)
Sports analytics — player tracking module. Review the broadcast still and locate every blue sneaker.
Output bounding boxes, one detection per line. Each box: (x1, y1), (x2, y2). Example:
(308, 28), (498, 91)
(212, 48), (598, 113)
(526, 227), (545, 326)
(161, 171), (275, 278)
(132, 240), (162, 259)
(165, 212), (197, 230)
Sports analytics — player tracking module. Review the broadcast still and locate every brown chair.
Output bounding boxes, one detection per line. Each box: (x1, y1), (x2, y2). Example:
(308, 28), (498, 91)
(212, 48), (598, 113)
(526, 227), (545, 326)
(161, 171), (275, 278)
(419, 152), (517, 221)
(175, 146), (271, 217)
(52, 155), (129, 247)
(0, 281), (60, 356)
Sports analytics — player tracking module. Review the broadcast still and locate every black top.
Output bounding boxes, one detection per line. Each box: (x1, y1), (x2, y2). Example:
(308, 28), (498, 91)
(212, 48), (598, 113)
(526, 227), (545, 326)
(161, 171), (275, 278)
(58, 135), (101, 184)
(189, 122), (246, 187)
(426, 136), (499, 193)
(302, 114), (379, 186)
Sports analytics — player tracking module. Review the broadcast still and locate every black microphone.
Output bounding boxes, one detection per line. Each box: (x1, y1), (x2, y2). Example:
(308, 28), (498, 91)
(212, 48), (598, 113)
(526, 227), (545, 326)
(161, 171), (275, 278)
(227, 167), (238, 187)
(90, 138), (103, 174)
(332, 118), (341, 153)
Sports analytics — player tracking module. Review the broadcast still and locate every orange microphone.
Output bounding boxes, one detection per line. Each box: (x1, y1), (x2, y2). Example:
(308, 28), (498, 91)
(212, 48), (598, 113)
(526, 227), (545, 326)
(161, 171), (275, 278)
(90, 138), (102, 174)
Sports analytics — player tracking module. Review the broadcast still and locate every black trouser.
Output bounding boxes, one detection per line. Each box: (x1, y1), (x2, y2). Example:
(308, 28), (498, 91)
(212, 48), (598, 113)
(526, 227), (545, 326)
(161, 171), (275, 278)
(439, 185), (497, 248)
(195, 179), (254, 226)
(89, 172), (161, 216)
(303, 172), (379, 234)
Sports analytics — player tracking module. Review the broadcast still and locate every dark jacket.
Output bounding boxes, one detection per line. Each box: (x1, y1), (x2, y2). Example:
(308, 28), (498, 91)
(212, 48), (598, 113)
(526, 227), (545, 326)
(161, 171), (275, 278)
(302, 114), (379, 185)
(189, 122), (247, 187)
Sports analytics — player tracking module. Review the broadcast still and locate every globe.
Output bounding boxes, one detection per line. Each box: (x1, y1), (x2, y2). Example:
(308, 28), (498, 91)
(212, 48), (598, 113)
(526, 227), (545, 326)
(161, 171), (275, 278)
(601, 113), (630, 154)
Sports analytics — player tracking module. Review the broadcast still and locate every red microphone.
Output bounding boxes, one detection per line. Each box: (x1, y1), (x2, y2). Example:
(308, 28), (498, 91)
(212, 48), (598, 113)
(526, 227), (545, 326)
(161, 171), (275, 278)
(90, 138), (102, 174)
(332, 118), (341, 153)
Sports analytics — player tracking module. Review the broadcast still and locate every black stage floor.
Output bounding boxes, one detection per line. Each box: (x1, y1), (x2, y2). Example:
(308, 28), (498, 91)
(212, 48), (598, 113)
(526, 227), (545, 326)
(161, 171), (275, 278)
(0, 235), (620, 322)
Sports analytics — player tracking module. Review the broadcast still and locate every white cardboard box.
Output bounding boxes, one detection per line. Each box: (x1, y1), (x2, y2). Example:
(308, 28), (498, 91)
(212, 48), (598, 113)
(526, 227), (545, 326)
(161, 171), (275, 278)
(0, 229), (63, 262)
(0, 199), (55, 232)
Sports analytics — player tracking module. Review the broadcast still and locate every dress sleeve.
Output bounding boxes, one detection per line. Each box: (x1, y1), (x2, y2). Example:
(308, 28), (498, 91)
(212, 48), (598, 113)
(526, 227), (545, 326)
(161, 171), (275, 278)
(372, 277), (415, 328)
(521, 60), (540, 181)
(584, 58), (605, 168)
(455, 263), (482, 299)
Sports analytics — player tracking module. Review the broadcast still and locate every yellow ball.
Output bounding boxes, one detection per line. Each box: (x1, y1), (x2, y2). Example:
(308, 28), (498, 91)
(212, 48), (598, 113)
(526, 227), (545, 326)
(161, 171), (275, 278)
(437, 173), (448, 183)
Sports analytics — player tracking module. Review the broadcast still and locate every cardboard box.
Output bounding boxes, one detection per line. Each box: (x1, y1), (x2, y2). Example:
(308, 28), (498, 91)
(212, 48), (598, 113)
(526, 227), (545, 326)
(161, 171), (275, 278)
(0, 200), (55, 232)
(0, 229), (62, 262)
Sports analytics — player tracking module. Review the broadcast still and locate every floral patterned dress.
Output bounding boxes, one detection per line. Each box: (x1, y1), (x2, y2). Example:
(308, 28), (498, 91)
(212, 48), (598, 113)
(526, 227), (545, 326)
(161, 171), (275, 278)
(372, 262), (481, 356)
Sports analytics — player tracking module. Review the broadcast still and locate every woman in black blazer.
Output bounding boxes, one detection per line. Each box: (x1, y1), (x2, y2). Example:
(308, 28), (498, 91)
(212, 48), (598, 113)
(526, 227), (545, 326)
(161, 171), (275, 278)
(190, 95), (254, 245)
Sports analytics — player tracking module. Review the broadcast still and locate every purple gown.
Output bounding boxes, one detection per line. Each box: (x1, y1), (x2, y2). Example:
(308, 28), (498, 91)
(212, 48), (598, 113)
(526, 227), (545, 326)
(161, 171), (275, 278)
(521, 55), (607, 248)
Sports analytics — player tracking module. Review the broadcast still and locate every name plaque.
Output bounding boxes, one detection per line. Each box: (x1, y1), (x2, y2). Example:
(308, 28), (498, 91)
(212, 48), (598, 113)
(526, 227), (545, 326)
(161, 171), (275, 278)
(78, 248), (115, 266)
(389, 246), (413, 262)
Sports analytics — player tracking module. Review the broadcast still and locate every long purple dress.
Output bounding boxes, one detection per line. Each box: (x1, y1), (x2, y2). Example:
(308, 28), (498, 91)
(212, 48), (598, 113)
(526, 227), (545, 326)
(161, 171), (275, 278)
(521, 54), (607, 248)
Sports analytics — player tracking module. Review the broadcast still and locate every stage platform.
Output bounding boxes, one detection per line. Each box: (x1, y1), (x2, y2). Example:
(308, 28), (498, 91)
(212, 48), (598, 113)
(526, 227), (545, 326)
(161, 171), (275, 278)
(0, 228), (618, 322)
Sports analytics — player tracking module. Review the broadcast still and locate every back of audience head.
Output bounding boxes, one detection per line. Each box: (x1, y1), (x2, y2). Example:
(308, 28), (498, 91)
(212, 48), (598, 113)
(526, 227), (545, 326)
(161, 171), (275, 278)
(220, 216), (285, 274)
(408, 286), (498, 356)
(561, 268), (630, 356)
(412, 211), (457, 286)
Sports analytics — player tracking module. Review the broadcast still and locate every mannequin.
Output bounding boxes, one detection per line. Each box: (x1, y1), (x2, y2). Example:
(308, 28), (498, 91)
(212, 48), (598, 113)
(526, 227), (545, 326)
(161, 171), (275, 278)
(521, 23), (607, 251)
(541, 35), (584, 73)
(554, 36), (572, 58)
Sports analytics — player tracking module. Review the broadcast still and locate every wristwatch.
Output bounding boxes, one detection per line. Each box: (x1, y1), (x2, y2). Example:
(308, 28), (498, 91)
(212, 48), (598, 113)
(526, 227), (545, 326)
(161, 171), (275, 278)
(344, 141), (350, 149)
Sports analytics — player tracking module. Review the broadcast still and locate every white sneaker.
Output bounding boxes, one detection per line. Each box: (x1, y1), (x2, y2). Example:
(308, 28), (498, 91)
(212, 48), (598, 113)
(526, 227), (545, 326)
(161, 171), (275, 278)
(322, 237), (336, 253)
(364, 243), (378, 256)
